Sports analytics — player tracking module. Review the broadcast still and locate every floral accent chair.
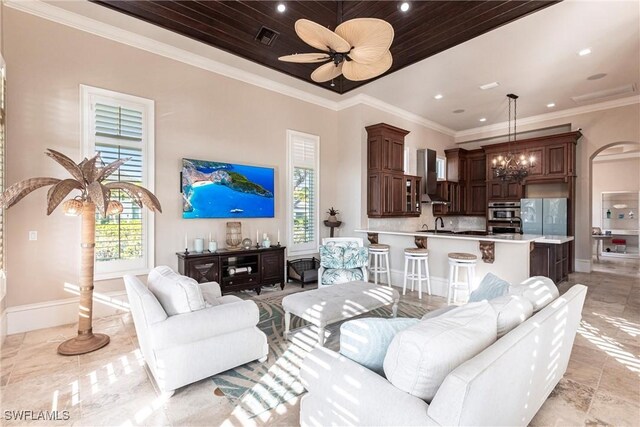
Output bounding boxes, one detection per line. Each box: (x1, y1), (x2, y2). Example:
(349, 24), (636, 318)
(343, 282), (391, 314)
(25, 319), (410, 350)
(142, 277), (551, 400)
(318, 237), (369, 287)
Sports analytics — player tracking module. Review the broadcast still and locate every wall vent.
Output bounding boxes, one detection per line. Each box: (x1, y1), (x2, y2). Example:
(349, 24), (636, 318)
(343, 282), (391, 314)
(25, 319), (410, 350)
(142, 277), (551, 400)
(571, 84), (636, 103)
(255, 26), (279, 46)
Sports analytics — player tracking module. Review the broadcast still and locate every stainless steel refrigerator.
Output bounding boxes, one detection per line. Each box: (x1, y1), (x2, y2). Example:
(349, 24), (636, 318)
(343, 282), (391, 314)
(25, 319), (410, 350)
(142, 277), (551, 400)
(521, 198), (568, 235)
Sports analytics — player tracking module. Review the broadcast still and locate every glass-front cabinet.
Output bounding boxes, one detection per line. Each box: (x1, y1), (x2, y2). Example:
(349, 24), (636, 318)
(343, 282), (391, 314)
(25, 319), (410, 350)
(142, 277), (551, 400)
(600, 191), (639, 258)
(405, 176), (421, 215)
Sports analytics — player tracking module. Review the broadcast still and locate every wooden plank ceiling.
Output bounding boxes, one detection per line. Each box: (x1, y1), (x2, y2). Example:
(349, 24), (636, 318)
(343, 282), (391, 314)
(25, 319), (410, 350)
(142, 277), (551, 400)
(92, 1), (558, 94)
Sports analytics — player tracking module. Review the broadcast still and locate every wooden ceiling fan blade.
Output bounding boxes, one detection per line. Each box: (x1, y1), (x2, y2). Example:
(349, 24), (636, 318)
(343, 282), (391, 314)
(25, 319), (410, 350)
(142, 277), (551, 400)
(336, 18), (394, 64)
(342, 51), (392, 81)
(311, 62), (343, 83)
(295, 19), (351, 53)
(278, 53), (331, 63)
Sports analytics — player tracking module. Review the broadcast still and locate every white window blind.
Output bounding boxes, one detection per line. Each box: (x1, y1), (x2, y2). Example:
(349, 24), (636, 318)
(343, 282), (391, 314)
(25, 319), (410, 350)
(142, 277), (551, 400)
(287, 130), (320, 254)
(81, 86), (155, 279)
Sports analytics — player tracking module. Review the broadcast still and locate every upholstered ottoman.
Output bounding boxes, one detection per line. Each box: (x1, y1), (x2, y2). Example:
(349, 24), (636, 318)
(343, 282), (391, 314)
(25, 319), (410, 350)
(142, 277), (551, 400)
(282, 281), (400, 346)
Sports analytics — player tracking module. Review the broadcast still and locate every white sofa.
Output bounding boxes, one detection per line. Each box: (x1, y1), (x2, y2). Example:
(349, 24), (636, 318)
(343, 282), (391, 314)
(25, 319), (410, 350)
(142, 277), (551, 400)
(299, 284), (587, 426)
(124, 268), (268, 393)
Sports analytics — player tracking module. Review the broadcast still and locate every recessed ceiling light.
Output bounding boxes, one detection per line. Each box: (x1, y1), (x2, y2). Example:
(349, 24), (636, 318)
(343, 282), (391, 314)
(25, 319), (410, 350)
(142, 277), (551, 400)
(453, 109), (465, 114)
(479, 82), (499, 90)
(479, 118), (487, 122)
(400, 2), (410, 12)
(434, 94), (443, 100)
(276, 3), (286, 13)
(587, 73), (607, 81)
(578, 48), (591, 56)
(547, 103), (556, 108)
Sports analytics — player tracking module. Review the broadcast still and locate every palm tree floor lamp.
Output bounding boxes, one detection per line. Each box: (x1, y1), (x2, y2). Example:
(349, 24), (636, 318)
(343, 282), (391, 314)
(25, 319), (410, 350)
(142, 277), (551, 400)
(0, 149), (161, 355)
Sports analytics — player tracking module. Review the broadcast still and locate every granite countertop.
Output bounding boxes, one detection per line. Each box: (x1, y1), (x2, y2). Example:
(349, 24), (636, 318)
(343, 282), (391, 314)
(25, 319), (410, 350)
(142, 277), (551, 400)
(354, 229), (575, 245)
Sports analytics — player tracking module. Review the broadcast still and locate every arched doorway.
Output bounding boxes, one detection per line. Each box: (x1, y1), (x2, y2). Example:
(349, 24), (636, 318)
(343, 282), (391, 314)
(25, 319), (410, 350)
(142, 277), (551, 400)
(589, 141), (640, 273)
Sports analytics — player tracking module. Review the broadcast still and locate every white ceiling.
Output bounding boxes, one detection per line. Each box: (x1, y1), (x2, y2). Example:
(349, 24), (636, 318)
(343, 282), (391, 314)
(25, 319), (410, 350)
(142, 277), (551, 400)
(351, 0), (640, 131)
(32, 0), (640, 133)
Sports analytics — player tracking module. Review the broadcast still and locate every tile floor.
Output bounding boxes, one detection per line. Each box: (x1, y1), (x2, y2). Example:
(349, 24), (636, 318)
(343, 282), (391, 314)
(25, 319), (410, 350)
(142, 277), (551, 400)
(1, 260), (639, 426)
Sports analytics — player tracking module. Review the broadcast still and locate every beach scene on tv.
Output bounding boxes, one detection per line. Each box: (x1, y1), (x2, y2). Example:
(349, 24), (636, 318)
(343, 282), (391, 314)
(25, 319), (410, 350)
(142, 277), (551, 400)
(182, 158), (275, 218)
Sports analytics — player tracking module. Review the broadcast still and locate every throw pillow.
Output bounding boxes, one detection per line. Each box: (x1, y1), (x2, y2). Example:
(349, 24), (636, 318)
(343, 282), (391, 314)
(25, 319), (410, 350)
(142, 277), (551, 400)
(383, 301), (497, 403)
(340, 317), (419, 375)
(343, 247), (369, 269)
(319, 245), (344, 269)
(324, 240), (360, 249)
(489, 295), (534, 338)
(468, 273), (510, 302)
(198, 282), (222, 307)
(148, 266), (206, 316)
(509, 276), (559, 312)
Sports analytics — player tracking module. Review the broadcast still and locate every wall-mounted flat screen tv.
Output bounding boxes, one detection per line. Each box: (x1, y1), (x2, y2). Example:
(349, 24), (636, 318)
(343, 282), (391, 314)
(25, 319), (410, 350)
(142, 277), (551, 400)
(182, 158), (275, 219)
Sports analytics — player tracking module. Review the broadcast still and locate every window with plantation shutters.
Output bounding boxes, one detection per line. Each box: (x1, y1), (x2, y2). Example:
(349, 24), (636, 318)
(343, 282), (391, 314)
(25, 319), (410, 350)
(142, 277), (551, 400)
(287, 130), (320, 254)
(81, 86), (155, 279)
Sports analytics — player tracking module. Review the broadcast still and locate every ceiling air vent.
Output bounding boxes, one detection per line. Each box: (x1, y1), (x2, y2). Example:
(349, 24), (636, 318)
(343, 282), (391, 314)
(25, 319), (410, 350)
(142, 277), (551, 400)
(255, 26), (279, 46)
(571, 84), (636, 103)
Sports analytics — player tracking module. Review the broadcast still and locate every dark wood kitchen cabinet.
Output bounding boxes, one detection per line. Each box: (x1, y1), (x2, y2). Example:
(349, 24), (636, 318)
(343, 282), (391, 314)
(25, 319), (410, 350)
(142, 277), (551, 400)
(483, 131), (580, 187)
(367, 123), (421, 218)
(177, 246), (286, 294)
(367, 123), (408, 174)
(434, 148), (485, 216)
(530, 241), (571, 284)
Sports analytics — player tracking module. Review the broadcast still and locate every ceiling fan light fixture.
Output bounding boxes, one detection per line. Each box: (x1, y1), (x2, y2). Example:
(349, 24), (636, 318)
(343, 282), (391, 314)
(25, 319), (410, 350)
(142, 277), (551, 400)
(399, 2), (410, 12)
(279, 18), (394, 84)
(276, 3), (286, 13)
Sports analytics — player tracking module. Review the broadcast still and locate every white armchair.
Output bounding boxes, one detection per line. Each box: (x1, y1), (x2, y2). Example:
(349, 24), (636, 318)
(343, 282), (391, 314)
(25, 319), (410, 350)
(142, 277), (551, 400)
(124, 268), (268, 393)
(318, 237), (369, 287)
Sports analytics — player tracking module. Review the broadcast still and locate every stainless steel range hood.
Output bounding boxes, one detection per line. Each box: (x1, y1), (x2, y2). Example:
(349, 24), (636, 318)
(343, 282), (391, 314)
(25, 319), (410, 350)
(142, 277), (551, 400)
(417, 149), (449, 204)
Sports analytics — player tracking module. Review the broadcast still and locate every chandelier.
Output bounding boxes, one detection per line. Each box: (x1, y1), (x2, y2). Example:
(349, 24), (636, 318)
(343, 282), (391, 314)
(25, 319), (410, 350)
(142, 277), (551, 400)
(491, 94), (534, 182)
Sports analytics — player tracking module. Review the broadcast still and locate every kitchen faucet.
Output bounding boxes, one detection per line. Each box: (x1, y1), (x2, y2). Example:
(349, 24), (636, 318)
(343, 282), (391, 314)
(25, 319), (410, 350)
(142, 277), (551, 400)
(435, 216), (444, 232)
(510, 216), (524, 234)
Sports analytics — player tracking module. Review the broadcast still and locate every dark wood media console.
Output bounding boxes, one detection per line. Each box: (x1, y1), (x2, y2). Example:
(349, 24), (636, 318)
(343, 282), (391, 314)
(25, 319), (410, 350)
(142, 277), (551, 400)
(176, 246), (286, 295)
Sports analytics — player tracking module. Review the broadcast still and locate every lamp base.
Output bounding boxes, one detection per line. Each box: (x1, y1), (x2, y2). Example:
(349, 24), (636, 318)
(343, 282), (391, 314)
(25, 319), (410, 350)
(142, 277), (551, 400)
(57, 333), (110, 356)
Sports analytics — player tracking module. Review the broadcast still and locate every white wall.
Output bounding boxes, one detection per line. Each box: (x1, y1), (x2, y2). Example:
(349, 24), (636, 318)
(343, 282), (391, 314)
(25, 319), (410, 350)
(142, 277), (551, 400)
(4, 8), (341, 307)
(592, 156), (640, 228)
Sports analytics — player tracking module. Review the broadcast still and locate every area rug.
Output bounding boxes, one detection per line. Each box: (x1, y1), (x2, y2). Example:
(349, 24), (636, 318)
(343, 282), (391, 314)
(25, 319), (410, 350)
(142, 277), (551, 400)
(210, 294), (429, 418)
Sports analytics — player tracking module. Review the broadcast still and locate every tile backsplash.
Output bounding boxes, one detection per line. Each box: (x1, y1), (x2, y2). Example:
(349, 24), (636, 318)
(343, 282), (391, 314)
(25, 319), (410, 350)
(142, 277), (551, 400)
(368, 207), (486, 232)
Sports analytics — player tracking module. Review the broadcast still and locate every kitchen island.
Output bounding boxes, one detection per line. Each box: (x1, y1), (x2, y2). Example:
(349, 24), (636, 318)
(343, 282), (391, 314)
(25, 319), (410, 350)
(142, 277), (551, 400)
(354, 229), (573, 298)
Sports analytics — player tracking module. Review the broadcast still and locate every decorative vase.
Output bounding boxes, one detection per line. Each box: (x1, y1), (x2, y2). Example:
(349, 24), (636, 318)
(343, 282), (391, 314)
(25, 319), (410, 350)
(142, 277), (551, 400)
(328, 214), (338, 222)
(194, 238), (204, 253)
(226, 221), (242, 248)
(208, 240), (217, 252)
(242, 238), (252, 249)
(263, 237), (271, 248)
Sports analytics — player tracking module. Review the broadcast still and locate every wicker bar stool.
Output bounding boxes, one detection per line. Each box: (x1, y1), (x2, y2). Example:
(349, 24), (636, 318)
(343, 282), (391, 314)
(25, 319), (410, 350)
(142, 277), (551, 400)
(403, 248), (431, 299)
(368, 243), (391, 286)
(447, 252), (478, 305)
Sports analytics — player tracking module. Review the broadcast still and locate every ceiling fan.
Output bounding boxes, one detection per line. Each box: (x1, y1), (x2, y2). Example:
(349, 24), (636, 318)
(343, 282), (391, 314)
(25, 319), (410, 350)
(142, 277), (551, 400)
(278, 18), (394, 83)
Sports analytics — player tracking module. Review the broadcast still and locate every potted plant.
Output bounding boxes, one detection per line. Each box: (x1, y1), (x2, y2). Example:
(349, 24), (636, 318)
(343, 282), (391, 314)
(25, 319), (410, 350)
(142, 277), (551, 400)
(327, 207), (340, 223)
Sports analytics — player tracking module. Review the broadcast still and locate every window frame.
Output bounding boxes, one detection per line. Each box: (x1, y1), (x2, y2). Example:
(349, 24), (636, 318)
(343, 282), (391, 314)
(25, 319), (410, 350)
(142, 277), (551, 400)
(80, 85), (155, 280)
(286, 130), (320, 256)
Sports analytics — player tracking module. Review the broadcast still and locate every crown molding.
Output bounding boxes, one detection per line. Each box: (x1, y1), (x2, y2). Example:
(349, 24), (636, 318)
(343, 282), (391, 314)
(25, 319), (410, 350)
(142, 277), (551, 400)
(6, 0), (637, 142)
(336, 94), (457, 136)
(455, 95), (640, 141)
(4, 0), (339, 110)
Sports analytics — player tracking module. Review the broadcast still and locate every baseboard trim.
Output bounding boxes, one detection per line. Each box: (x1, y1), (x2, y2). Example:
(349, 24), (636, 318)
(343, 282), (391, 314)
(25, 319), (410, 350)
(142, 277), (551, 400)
(574, 259), (592, 273)
(0, 309), (7, 344)
(6, 291), (129, 335)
